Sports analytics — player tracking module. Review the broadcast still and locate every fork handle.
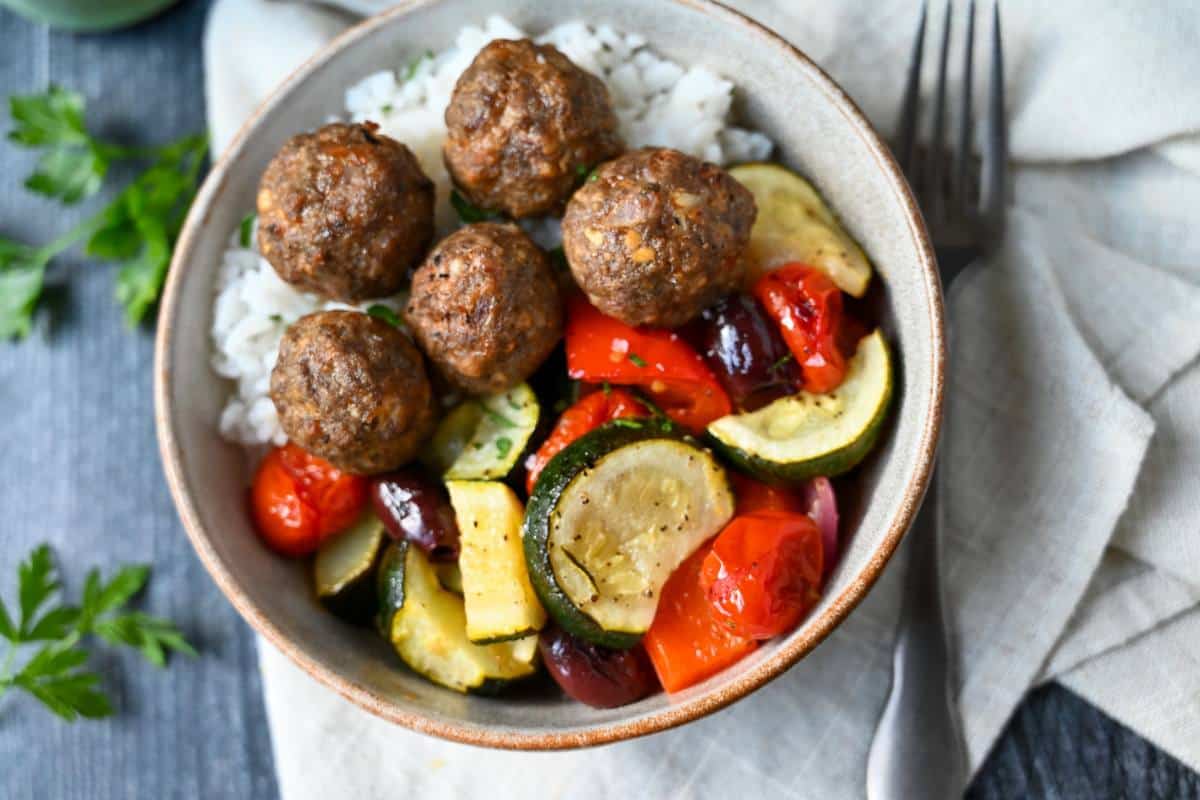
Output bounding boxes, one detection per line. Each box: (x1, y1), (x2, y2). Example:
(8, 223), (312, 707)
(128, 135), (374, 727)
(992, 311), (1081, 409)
(865, 466), (968, 800)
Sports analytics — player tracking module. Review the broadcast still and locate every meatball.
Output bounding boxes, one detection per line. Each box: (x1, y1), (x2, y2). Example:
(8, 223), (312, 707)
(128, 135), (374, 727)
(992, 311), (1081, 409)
(257, 122), (434, 302)
(443, 39), (623, 219)
(270, 311), (435, 474)
(405, 223), (562, 394)
(562, 147), (757, 328)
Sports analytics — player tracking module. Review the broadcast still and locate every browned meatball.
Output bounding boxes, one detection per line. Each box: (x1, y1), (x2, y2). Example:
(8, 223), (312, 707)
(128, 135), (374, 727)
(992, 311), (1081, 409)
(257, 122), (434, 302)
(405, 223), (562, 394)
(443, 39), (623, 219)
(562, 147), (756, 328)
(270, 311), (435, 474)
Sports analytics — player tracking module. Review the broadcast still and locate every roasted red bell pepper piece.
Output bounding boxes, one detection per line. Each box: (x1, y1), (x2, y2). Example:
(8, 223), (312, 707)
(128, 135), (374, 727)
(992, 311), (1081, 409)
(643, 543), (757, 693)
(564, 294), (732, 431)
(753, 263), (847, 394)
(699, 510), (824, 640)
(524, 388), (648, 494)
(730, 472), (805, 515)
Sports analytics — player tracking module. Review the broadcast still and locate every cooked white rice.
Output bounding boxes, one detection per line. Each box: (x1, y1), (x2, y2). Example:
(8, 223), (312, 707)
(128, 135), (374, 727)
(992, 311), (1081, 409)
(213, 15), (774, 447)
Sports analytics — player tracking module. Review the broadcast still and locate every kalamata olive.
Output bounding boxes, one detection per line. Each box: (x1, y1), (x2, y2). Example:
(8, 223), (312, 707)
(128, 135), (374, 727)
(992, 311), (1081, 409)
(686, 293), (800, 411)
(538, 625), (659, 708)
(369, 470), (460, 561)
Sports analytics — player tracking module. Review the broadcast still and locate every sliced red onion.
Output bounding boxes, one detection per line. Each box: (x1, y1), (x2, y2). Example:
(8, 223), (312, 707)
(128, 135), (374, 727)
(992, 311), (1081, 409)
(802, 477), (839, 579)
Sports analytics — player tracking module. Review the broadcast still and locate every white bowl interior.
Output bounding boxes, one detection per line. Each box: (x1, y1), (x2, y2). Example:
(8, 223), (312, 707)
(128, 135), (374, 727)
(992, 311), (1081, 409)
(158, 0), (939, 745)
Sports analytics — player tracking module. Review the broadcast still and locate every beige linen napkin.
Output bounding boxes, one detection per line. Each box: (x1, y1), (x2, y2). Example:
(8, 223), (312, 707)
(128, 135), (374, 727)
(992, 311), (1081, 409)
(205, 1), (1200, 796)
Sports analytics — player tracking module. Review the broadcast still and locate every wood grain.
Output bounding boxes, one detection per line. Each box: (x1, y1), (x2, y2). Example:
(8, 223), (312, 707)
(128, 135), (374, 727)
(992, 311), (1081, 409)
(0, 2), (1196, 798)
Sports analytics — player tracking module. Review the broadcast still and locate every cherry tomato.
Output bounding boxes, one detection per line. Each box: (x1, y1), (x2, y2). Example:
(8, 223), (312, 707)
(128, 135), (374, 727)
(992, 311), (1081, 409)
(250, 444), (368, 557)
(699, 511), (823, 640)
(753, 264), (847, 394)
(524, 388), (648, 494)
(564, 294), (731, 431)
(642, 544), (757, 693)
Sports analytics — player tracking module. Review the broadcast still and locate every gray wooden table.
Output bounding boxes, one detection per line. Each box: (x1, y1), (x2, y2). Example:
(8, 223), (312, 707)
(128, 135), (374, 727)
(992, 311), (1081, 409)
(0, 2), (1196, 798)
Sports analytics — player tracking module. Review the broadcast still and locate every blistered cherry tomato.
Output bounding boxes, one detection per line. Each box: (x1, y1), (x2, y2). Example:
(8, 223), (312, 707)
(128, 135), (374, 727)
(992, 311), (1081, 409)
(538, 624), (659, 708)
(685, 293), (800, 411)
(753, 264), (847, 393)
(370, 470), (460, 561)
(250, 444), (368, 557)
(699, 511), (823, 640)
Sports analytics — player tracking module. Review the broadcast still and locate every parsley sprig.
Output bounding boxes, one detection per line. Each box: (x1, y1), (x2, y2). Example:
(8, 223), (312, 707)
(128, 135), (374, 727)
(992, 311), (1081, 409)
(0, 544), (195, 722)
(1, 85), (208, 338)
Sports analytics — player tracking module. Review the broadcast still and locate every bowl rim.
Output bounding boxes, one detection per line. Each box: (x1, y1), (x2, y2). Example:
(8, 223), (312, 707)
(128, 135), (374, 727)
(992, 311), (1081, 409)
(155, 0), (944, 750)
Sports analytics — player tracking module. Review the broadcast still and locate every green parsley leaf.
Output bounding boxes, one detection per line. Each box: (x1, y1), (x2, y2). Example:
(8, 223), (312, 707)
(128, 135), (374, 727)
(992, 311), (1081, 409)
(769, 353), (794, 371)
(0, 240), (49, 339)
(9, 86), (109, 205)
(0, 596), (17, 642)
(495, 437), (513, 458)
(627, 353), (647, 367)
(17, 545), (58, 639)
(610, 419), (642, 429)
(601, 381), (612, 396)
(403, 50), (435, 82)
(0, 544), (194, 722)
(366, 304), (401, 327)
(450, 189), (501, 224)
(588, 171), (599, 183)
(2, 85), (208, 338)
(239, 213), (256, 248)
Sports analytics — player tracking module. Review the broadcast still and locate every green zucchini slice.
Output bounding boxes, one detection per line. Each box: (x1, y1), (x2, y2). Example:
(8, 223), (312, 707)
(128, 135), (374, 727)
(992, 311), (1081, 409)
(375, 541), (408, 635)
(427, 383), (540, 481)
(313, 512), (386, 624)
(707, 329), (893, 483)
(447, 480), (546, 644)
(730, 162), (873, 297)
(524, 419), (734, 648)
(386, 543), (538, 694)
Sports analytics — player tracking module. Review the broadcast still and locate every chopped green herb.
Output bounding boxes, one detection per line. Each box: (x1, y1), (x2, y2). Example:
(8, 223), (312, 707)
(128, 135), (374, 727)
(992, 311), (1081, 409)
(402, 50), (435, 82)
(1, 85), (208, 338)
(450, 189), (501, 224)
(366, 304), (401, 327)
(506, 393), (523, 411)
(627, 353), (648, 368)
(0, 544), (194, 723)
(575, 164), (589, 179)
(610, 418), (642, 429)
(239, 213), (256, 248)
(481, 407), (516, 428)
(495, 437), (513, 458)
(601, 381), (612, 396)
(269, 314), (283, 324)
(380, 104), (394, 114)
(587, 172), (599, 183)
(770, 353), (794, 371)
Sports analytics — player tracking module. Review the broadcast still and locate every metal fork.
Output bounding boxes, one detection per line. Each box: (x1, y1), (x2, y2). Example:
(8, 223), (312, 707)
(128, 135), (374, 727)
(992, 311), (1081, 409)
(865, 2), (1007, 799)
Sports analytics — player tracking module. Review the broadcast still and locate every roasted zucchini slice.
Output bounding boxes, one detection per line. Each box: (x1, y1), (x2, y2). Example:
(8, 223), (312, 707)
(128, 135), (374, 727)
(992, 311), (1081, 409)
(447, 480), (546, 644)
(385, 543), (538, 693)
(730, 162), (873, 297)
(707, 329), (893, 482)
(524, 419), (735, 648)
(426, 383), (540, 481)
(313, 512), (386, 624)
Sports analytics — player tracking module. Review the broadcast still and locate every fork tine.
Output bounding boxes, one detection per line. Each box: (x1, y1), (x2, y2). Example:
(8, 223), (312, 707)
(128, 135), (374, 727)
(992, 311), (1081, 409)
(952, 0), (976, 209)
(978, 0), (1007, 235)
(895, 0), (928, 182)
(925, 1), (953, 222)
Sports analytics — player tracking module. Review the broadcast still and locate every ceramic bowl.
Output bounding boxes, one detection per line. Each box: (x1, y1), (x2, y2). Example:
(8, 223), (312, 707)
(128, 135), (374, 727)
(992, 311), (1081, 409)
(155, 0), (942, 749)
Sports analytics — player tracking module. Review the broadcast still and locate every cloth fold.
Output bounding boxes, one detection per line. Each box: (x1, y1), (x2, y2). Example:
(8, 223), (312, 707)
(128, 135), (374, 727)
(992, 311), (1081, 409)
(204, 1), (1200, 796)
